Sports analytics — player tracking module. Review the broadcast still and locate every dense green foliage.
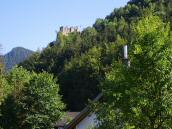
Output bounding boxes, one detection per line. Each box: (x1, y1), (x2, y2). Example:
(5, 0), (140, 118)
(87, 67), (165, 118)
(0, 67), (64, 129)
(94, 15), (172, 129)
(20, 0), (172, 112)
(0, 45), (8, 106)
(0, 45), (4, 74)
(0, 74), (10, 108)
(4, 47), (33, 71)
(0, 0), (172, 128)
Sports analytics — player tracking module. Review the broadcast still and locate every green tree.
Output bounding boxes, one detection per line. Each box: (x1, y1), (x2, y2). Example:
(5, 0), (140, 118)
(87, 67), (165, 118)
(95, 15), (172, 129)
(18, 72), (65, 129)
(19, 52), (42, 72)
(0, 74), (9, 106)
(0, 44), (4, 74)
(80, 27), (97, 52)
(59, 47), (102, 111)
(0, 45), (11, 119)
(0, 68), (65, 129)
(20, 0), (172, 112)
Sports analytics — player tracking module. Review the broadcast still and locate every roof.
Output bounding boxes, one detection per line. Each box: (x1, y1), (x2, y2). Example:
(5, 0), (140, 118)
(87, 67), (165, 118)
(64, 93), (103, 129)
(55, 112), (80, 127)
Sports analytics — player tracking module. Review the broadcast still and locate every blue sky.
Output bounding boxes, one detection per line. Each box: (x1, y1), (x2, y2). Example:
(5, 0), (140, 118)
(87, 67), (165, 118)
(0, 0), (129, 54)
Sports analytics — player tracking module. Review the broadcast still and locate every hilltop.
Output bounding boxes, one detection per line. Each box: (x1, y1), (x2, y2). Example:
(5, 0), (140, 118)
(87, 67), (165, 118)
(4, 47), (34, 70)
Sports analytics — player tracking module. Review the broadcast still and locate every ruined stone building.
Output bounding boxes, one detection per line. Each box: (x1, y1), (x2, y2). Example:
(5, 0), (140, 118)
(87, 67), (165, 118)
(59, 26), (80, 36)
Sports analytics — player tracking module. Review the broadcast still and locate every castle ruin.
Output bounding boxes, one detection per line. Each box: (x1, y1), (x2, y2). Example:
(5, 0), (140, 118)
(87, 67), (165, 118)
(59, 26), (80, 36)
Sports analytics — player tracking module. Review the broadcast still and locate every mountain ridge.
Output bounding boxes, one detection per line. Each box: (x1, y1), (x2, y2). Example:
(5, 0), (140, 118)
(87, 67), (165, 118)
(3, 47), (34, 71)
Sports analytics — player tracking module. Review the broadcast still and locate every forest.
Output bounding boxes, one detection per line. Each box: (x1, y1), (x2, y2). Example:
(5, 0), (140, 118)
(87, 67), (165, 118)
(1, 0), (172, 128)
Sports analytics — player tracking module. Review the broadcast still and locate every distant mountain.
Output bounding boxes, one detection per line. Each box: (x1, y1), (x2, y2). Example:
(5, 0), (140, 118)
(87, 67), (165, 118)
(4, 47), (34, 70)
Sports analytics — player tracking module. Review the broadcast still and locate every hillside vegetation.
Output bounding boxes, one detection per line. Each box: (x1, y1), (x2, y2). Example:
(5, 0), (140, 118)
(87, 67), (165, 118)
(0, 0), (172, 128)
(19, 0), (172, 112)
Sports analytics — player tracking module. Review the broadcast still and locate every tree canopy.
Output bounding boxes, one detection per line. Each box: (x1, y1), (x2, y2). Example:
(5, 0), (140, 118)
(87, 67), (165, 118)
(94, 15), (172, 129)
(0, 67), (65, 129)
(19, 0), (172, 111)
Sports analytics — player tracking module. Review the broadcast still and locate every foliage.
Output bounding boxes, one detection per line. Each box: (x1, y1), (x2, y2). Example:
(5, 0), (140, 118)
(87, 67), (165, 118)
(19, 52), (41, 72)
(2, 0), (172, 128)
(20, 0), (172, 111)
(94, 15), (172, 129)
(0, 67), (32, 129)
(0, 67), (64, 129)
(0, 45), (10, 112)
(59, 46), (102, 111)
(0, 44), (4, 74)
(0, 75), (9, 106)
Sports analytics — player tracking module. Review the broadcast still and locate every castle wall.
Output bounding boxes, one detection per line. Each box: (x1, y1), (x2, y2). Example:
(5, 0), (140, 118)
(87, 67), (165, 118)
(60, 26), (80, 35)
